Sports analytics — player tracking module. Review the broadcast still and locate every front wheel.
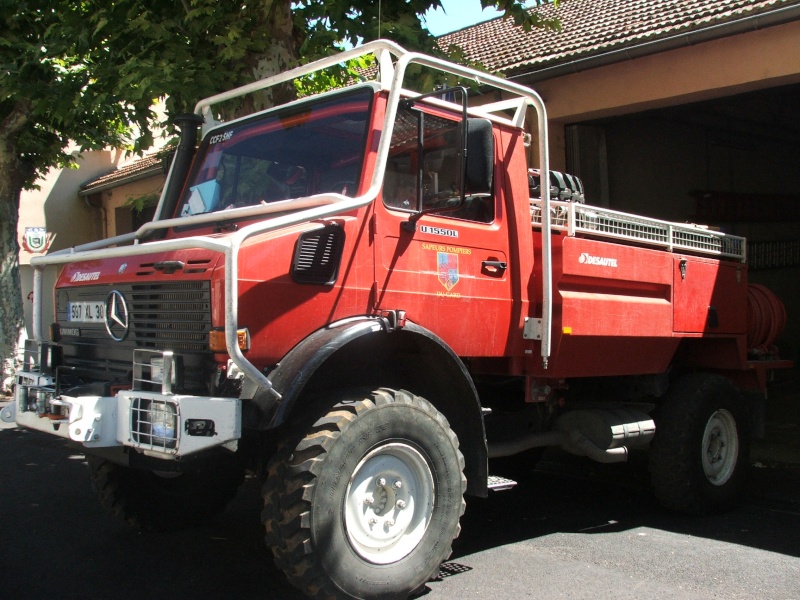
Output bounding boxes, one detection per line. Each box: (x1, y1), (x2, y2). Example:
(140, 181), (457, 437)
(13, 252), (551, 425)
(649, 373), (750, 514)
(87, 453), (244, 531)
(263, 388), (466, 600)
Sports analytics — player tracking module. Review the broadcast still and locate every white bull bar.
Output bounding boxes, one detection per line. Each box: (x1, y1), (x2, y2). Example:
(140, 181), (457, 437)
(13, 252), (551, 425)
(10, 371), (241, 457)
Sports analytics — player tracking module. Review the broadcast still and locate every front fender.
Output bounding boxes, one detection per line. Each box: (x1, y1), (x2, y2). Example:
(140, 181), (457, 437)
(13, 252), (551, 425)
(245, 315), (488, 497)
(257, 316), (388, 428)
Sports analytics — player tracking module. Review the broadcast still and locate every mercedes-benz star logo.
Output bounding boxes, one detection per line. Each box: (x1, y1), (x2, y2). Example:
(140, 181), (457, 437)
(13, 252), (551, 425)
(104, 290), (130, 341)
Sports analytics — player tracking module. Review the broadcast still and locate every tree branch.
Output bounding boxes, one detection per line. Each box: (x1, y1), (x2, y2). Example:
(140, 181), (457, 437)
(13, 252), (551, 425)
(0, 99), (32, 140)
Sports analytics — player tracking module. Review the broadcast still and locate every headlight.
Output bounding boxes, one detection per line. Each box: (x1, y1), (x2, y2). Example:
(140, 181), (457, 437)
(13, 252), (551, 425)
(131, 398), (178, 450)
(150, 357), (176, 386)
(150, 401), (177, 443)
(133, 350), (183, 394)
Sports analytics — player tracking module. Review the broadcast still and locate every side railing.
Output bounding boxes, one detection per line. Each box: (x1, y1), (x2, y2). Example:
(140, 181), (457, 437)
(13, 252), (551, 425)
(530, 199), (746, 261)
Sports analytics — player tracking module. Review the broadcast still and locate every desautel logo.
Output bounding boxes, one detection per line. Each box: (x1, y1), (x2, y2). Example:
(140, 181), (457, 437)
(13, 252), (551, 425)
(71, 271), (101, 282)
(579, 252), (618, 267)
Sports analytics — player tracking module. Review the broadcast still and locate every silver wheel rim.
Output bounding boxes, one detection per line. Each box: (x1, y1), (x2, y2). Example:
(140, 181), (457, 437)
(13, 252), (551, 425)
(344, 442), (434, 564)
(702, 409), (738, 486)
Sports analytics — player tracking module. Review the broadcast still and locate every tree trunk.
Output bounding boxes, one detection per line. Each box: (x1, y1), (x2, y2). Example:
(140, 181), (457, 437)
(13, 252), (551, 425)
(0, 164), (24, 393)
(228, 0), (300, 119)
(0, 98), (32, 392)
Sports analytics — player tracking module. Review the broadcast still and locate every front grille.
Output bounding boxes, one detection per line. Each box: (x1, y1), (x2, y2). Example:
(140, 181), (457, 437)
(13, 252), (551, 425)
(55, 281), (213, 393)
(128, 283), (211, 351)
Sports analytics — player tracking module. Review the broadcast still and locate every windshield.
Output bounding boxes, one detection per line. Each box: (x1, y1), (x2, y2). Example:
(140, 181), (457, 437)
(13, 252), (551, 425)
(177, 87), (374, 218)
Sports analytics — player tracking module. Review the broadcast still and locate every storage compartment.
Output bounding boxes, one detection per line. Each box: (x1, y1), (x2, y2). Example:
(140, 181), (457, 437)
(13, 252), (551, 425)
(673, 257), (746, 334)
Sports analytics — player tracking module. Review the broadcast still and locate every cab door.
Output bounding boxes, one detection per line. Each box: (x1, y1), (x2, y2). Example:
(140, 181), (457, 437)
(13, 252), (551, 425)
(374, 104), (514, 358)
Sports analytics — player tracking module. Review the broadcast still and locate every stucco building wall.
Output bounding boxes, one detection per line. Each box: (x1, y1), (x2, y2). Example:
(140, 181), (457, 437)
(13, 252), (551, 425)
(17, 149), (124, 337)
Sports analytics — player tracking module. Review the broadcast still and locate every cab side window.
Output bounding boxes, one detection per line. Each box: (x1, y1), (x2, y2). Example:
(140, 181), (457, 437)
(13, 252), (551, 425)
(383, 106), (494, 223)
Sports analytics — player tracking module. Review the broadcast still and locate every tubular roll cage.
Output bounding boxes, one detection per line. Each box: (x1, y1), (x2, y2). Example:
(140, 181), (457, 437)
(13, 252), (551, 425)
(29, 39), (555, 393)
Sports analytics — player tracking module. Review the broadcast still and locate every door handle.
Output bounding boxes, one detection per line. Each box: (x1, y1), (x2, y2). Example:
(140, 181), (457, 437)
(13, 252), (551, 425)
(481, 260), (507, 277)
(481, 260), (507, 271)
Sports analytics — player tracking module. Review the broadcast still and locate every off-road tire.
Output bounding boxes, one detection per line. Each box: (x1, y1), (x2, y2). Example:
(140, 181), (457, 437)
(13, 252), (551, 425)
(649, 373), (750, 514)
(262, 388), (467, 600)
(87, 453), (245, 531)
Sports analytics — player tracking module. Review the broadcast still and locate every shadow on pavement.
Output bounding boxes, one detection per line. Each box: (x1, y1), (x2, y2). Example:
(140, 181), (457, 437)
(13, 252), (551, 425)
(452, 448), (800, 561)
(0, 426), (305, 600)
(2, 384), (799, 599)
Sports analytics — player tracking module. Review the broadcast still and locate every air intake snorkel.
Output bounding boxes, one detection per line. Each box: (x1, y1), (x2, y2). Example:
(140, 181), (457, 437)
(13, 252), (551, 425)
(151, 113), (205, 238)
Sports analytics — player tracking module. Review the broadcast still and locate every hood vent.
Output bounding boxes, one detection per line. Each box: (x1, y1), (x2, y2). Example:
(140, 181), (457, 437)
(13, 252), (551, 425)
(291, 225), (345, 285)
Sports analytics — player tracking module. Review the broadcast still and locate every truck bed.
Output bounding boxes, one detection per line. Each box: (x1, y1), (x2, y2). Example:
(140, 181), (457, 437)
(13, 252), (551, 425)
(529, 199), (748, 378)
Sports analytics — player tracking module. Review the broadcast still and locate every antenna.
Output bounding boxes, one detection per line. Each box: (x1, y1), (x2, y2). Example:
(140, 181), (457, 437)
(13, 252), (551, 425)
(378, 0), (382, 39)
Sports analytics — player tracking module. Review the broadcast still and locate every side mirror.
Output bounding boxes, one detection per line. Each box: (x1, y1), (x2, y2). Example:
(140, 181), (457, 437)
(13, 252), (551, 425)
(465, 118), (493, 194)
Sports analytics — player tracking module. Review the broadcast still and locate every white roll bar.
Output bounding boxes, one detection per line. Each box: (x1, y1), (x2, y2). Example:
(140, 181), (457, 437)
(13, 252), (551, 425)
(30, 39), (555, 394)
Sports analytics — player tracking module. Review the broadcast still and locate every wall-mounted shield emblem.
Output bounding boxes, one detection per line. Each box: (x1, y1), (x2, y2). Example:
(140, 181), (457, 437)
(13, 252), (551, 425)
(22, 227), (54, 254)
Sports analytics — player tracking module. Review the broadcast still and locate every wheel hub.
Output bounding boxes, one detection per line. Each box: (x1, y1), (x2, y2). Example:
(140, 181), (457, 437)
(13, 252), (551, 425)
(344, 442), (434, 564)
(701, 409), (739, 486)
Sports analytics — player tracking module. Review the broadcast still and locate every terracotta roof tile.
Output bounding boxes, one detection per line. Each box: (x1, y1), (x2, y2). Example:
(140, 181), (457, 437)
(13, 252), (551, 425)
(81, 151), (171, 193)
(439, 0), (798, 75)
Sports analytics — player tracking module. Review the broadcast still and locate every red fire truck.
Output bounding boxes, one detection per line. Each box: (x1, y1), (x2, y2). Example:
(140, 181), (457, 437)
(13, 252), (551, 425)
(4, 40), (791, 599)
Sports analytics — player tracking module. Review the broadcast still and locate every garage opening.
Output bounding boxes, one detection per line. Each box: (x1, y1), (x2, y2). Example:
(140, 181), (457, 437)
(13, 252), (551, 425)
(567, 82), (800, 371)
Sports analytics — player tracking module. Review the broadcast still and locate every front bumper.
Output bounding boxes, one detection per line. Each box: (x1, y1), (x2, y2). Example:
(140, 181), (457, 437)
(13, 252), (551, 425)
(9, 370), (241, 458)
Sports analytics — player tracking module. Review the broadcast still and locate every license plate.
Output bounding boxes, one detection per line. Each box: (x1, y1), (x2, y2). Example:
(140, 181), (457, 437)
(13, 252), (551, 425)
(67, 301), (105, 323)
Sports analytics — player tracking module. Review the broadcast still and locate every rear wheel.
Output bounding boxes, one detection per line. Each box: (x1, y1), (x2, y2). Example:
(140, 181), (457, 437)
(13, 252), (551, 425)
(87, 453), (244, 531)
(262, 388), (466, 600)
(649, 373), (750, 514)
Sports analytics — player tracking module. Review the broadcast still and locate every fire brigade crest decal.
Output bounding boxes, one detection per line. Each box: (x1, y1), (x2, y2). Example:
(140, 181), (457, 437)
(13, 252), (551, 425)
(437, 252), (459, 291)
(22, 227), (55, 254)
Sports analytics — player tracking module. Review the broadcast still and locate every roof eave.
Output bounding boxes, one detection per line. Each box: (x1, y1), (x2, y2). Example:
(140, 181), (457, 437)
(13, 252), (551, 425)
(79, 166), (165, 197)
(505, 2), (800, 84)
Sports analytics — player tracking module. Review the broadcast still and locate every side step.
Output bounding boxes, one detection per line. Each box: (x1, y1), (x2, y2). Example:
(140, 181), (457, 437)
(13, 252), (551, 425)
(487, 475), (517, 491)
